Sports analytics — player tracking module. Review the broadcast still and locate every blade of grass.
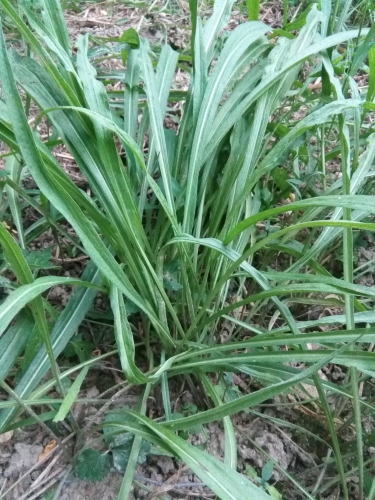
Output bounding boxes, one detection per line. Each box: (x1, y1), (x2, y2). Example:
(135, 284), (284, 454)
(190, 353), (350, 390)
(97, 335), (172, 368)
(127, 412), (273, 500)
(0, 312), (34, 379)
(0, 31), (174, 345)
(368, 44), (375, 103)
(5, 156), (25, 248)
(110, 285), (151, 384)
(0, 220), (67, 398)
(0, 0), (80, 105)
(38, 0), (71, 54)
(53, 365), (90, 422)
(247, 0), (260, 21)
(164, 340), (361, 431)
(200, 372), (237, 470)
(0, 262), (102, 431)
(117, 384), (152, 500)
(340, 115), (363, 500)
(0, 276), (101, 338)
(202, 27), (370, 171)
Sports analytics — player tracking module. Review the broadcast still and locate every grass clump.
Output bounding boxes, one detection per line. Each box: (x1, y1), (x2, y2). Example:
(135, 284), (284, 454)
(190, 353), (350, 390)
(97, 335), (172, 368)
(0, 0), (375, 498)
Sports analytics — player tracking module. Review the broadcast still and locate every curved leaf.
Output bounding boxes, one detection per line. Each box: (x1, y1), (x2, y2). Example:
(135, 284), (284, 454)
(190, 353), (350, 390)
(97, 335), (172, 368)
(129, 412), (273, 500)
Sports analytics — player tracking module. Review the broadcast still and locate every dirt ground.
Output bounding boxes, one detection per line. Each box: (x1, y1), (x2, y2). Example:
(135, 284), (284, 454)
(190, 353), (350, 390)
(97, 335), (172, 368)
(0, 373), (362, 499)
(0, 402), (327, 500)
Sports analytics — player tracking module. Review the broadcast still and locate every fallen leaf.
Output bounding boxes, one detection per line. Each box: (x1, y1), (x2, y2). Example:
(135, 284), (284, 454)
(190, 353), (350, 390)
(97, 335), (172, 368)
(0, 430), (13, 444)
(39, 440), (57, 461)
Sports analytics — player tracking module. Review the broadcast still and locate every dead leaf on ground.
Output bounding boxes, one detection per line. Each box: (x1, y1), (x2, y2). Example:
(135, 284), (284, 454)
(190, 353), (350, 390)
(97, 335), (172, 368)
(0, 430), (14, 444)
(38, 440), (57, 461)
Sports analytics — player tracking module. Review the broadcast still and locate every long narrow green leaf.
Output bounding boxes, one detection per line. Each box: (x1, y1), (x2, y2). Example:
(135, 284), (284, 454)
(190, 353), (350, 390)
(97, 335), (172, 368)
(224, 195), (375, 244)
(0, 219), (34, 285)
(76, 35), (149, 251)
(0, 312), (34, 379)
(247, 0), (260, 21)
(0, 30), (174, 346)
(140, 39), (177, 213)
(170, 231), (375, 339)
(183, 21), (269, 233)
(0, 276), (99, 338)
(118, 385), (152, 500)
(340, 112), (363, 500)
(38, 0), (71, 54)
(20, 4), (75, 75)
(0, 0), (80, 105)
(53, 366), (90, 422)
(202, 26), (370, 169)
(179, 329), (375, 358)
(0, 262), (101, 431)
(171, 350), (375, 373)
(200, 373), (237, 470)
(368, 44), (375, 103)
(249, 99), (361, 189)
(163, 347), (353, 430)
(5, 156), (25, 248)
(110, 285), (150, 384)
(202, 0), (235, 63)
(188, 0), (198, 61)
(128, 413), (272, 500)
(139, 43), (180, 214)
(0, 214), (66, 399)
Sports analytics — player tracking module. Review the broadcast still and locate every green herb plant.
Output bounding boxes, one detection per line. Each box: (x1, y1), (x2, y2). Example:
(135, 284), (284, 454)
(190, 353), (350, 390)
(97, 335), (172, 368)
(0, 0), (374, 498)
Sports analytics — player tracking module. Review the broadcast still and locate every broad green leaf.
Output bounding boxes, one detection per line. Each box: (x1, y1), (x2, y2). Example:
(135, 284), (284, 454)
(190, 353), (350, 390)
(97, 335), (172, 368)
(22, 248), (58, 270)
(112, 439), (151, 472)
(121, 28), (140, 48)
(74, 449), (110, 482)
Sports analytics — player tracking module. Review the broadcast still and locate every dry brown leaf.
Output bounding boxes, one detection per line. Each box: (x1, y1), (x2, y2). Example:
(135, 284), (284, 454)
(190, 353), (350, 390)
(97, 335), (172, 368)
(38, 440), (57, 461)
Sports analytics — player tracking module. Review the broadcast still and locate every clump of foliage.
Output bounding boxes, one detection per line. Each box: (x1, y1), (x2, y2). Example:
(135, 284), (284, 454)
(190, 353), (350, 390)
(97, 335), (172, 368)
(0, 0), (375, 498)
